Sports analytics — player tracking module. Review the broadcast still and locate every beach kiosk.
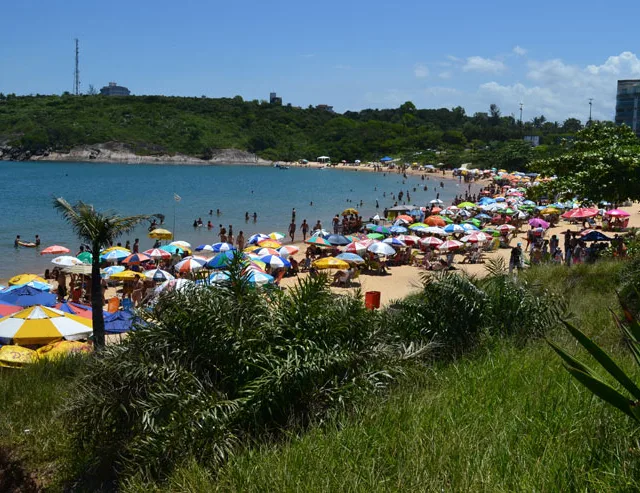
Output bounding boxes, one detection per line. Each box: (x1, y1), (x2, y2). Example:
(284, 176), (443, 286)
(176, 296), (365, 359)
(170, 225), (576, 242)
(317, 156), (331, 165)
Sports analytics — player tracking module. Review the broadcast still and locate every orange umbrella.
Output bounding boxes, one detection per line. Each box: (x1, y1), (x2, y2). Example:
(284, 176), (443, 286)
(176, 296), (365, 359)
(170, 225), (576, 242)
(431, 207), (442, 214)
(396, 214), (414, 223)
(426, 215), (446, 227)
(40, 245), (70, 255)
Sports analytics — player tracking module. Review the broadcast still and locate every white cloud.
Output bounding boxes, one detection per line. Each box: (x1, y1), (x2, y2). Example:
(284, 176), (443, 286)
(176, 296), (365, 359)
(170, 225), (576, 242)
(438, 71), (452, 79)
(463, 56), (506, 74)
(414, 63), (429, 78)
(513, 45), (527, 56)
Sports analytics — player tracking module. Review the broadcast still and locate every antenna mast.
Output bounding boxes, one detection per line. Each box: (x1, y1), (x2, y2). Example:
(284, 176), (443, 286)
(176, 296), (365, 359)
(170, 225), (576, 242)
(74, 38), (80, 95)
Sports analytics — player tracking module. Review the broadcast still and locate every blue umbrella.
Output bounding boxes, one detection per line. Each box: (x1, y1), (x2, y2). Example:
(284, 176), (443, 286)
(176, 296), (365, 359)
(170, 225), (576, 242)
(100, 250), (129, 262)
(160, 245), (185, 255)
(0, 286), (56, 307)
(104, 310), (141, 334)
(461, 223), (479, 232)
(475, 213), (492, 220)
(1, 281), (52, 293)
(211, 242), (236, 253)
(248, 234), (269, 245)
(581, 231), (612, 242)
(206, 250), (236, 269)
(336, 253), (365, 264)
(443, 224), (466, 234)
(194, 244), (214, 253)
(259, 255), (291, 269)
(380, 156), (393, 162)
(389, 225), (408, 234)
(327, 234), (351, 246)
(102, 265), (125, 278)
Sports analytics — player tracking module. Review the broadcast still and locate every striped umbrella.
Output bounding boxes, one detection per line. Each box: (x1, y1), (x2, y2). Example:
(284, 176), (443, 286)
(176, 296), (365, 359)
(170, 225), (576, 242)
(101, 246), (130, 255)
(143, 268), (175, 282)
(143, 248), (172, 260)
(437, 240), (463, 251)
(278, 245), (299, 257)
(256, 248), (281, 256)
(419, 236), (443, 248)
(248, 233), (270, 245)
(100, 249), (129, 262)
(161, 245), (188, 255)
(461, 223), (480, 232)
(195, 244), (215, 253)
(396, 234), (420, 246)
(211, 242), (236, 253)
(383, 237), (407, 247)
(102, 265), (125, 277)
(461, 232), (490, 243)
(268, 232), (286, 240)
(259, 255), (291, 269)
(257, 239), (282, 249)
(122, 253), (151, 265)
(0, 305), (92, 346)
(442, 223), (464, 235)
(497, 224), (516, 233)
(169, 240), (191, 249)
(206, 251), (236, 269)
(174, 258), (206, 273)
(305, 236), (332, 247)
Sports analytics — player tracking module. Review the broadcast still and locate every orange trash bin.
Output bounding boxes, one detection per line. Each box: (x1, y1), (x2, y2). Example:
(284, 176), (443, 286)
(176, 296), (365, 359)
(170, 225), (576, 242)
(365, 291), (381, 310)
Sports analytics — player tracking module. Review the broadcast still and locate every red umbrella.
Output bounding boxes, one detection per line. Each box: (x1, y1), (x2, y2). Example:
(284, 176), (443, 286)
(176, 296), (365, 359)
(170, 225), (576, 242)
(0, 302), (21, 317)
(396, 234), (420, 246)
(419, 236), (443, 247)
(437, 240), (463, 251)
(604, 209), (630, 218)
(562, 208), (598, 219)
(426, 215), (446, 227)
(497, 224), (516, 234)
(40, 245), (70, 255)
(143, 248), (172, 260)
(461, 232), (490, 243)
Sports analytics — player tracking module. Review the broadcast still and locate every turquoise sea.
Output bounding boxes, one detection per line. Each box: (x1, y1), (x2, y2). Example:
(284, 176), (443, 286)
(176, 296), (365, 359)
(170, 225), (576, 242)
(0, 161), (464, 280)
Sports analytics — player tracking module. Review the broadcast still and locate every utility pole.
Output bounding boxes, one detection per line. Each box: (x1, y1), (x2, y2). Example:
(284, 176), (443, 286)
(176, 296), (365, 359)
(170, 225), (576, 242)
(588, 98), (593, 124)
(519, 102), (524, 136)
(74, 38), (80, 95)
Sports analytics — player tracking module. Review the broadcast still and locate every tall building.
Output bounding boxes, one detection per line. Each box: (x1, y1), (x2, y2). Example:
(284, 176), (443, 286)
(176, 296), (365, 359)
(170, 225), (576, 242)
(615, 79), (640, 135)
(100, 82), (130, 96)
(269, 92), (282, 105)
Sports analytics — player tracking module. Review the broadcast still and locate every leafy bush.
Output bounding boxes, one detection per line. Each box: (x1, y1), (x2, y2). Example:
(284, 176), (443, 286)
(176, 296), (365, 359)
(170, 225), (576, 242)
(65, 266), (403, 483)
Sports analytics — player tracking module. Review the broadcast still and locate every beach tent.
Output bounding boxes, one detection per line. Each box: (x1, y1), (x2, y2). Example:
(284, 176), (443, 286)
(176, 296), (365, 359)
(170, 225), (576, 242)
(380, 156), (393, 162)
(317, 156), (331, 163)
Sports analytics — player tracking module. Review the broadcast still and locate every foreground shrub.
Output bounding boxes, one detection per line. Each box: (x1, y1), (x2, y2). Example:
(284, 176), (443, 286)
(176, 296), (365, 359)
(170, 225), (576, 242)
(65, 267), (405, 483)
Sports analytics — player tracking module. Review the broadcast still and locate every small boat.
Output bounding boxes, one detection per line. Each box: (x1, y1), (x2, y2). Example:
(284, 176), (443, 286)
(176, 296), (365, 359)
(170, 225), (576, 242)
(17, 241), (36, 248)
(273, 163), (289, 170)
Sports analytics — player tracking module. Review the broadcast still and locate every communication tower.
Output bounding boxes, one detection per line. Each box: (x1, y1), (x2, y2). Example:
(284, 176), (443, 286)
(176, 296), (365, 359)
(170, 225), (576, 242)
(74, 38), (80, 95)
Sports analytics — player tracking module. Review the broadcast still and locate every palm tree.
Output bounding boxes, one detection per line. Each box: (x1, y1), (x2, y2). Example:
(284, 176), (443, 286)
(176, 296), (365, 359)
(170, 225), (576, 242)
(53, 197), (153, 349)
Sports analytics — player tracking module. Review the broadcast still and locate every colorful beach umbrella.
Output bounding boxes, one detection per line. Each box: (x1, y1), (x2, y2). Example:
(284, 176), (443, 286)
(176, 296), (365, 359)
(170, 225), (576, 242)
(77, 251), (93, 264)
(143, 268), (175, 282)
(437, 240), (463, 251)
(211, 242), (236, 253)
(101, 249), (129, 262)
(257, 239), (282, 249)
(8, 274), (46, 286)
(278, 245), (299, 257)
(383, 237), (407, 247)
(40, 245), (70, 255)
(443, 224), (466, 234)
(143, 248), (172, 260)
(206, 250), (236, 269)
(154, 278), (195, 295)
(425, 216), (446, 227)
(54, 301), (93, 319)
(102, 246), (130, 255)
(0, 286), (56, 307)
(327, 234), (351, 246)
(461, 232), (490, 243)
(195, 244), (215, 253)
(122, 253), (152, 265)
(102, 265), (125, 277)
(108, 270), (144, 281)
(367, 242), (396, 256)
(604, 209), (630, 218)
(305, 236), (332, 247)
(419, 236), (443, 248)
(174, 258), (206, 273)
(268, 232), (286, 240)
(335, 253), (365, 264)
(248, 233), (270, 245)
(0, 305), (92, 346)
(528, 218), (550, 229)
(396, 234), (419, 246)
(256, 247), (280, 256)
(169, 240), (191, 249)
(161, 244), (189, 255)
(259, 255), (291, 269)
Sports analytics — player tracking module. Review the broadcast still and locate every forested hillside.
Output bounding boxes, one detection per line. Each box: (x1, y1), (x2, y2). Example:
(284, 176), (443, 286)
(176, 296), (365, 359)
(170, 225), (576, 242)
(0, 93), (583, 167)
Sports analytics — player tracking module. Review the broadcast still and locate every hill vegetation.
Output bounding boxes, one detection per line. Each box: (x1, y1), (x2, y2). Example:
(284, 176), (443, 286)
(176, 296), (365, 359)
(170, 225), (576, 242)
(0, 93), (582, 167)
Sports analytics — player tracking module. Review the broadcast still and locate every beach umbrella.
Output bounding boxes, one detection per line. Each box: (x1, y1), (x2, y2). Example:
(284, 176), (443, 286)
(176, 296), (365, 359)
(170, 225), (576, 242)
(8, 274), (46, 286)
(162, 244), (190, 255)
(457, 202), (476, 209)
(540, 207), (560, 215)
(170, 240), (191, 249)
(345, 241), (369, 254)
(396, 234), (419, 246)
(367, 242), (396, 256)
(0, 345), (38, 368)
(562, 208), (598, 219)
(0, 305), (92, 346)
(389, 225), (408, 234)
(101, 249), (129, 263)
(143, 268), (175, 282)
(194, 244), (215, 253)
(475, 213), (492, 221)
(419, 236), (443, 248)
(425, 216), (446, 227)
(461, 223), (480, 232)
(248, 233), (270, 245)
(206, 250), (236, 269)
(443, 224), (466, 234)
(104, 310), (139, 334)
(461, 232), (490, 243)
(51, 256), (83, 267)
(310, 229), (331, 238)
(278, 245), (299, 257)
(437, 240), (463, 251)
(256, 247), (281, 256)
(581, 231), (613, 242)
(243, 270), (274, 286)
(122, 253), (152, 265)
(430, 207), (443, 214)
(342, 208), (359, 216)
(268, 232), (286, 240)
(327, 234), (351, 246)
(336, 253), (365, 264)
(77, 251), (93, 264)
(109, 270), (144, 281)
(102, 246), (130, 255)
(396, 214), (414, 223)
(243, 245), (261, 253)
(313, 257), (350, 270)
(102, 265), (125, 277)
(422, 226), (447, 236)
(528, 218), (550, 229)
(604, 209), (630, 218)
(366, 233), (385, 240)
(174, 258), (206, 273)
(497, 224), (516, 233)
(0, 301), (22, 317)
(54, 301), (93, 319)
(371, 225), (390, 235)
(383, 237), (407, 247)
(463, 218), (482, 228)
(143, 248), (172, 260)
(154, 278), (195, 295)
(409, 222), (428, 230)
(260, 255), (291, 269)
(305, 236), (332, 247)
(429, 199), (443, 204)
(257, 239), (282, 249)
(0, 286), (56, 307)
(36, 341), (92, 360)
(208, 271), (231, 284)
(40, 245), (70, 255)
(148, 228), (173, 240)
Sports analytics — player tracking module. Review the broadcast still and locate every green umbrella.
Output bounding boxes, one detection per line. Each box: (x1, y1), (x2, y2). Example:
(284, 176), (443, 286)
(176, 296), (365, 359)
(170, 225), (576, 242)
(367, 233), (385, 240)
(77, 251), (93, 264)
(463, 218), (482, 227)
(442, 216), (454, 224)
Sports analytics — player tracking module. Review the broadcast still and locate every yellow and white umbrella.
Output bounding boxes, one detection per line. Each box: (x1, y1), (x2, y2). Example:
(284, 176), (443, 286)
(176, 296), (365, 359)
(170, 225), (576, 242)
(0, 306), (92, 346)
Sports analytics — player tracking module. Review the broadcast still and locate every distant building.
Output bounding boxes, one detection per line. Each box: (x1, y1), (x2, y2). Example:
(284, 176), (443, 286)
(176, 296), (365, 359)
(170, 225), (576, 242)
(523, 135), (540, 147)
(269, 92), (282, 105)
(316, 104), (334, 113)
(100, 82), (130, 96)
(615, 79), (640, 136)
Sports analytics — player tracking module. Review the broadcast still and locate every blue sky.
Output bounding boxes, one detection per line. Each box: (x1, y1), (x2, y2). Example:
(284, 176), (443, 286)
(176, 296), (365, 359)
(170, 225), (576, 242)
(2, 0), (640, 122)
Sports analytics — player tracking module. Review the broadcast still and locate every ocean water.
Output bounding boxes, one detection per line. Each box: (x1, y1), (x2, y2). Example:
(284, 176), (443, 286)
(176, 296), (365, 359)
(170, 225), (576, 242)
(0, 161), (463, 279)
